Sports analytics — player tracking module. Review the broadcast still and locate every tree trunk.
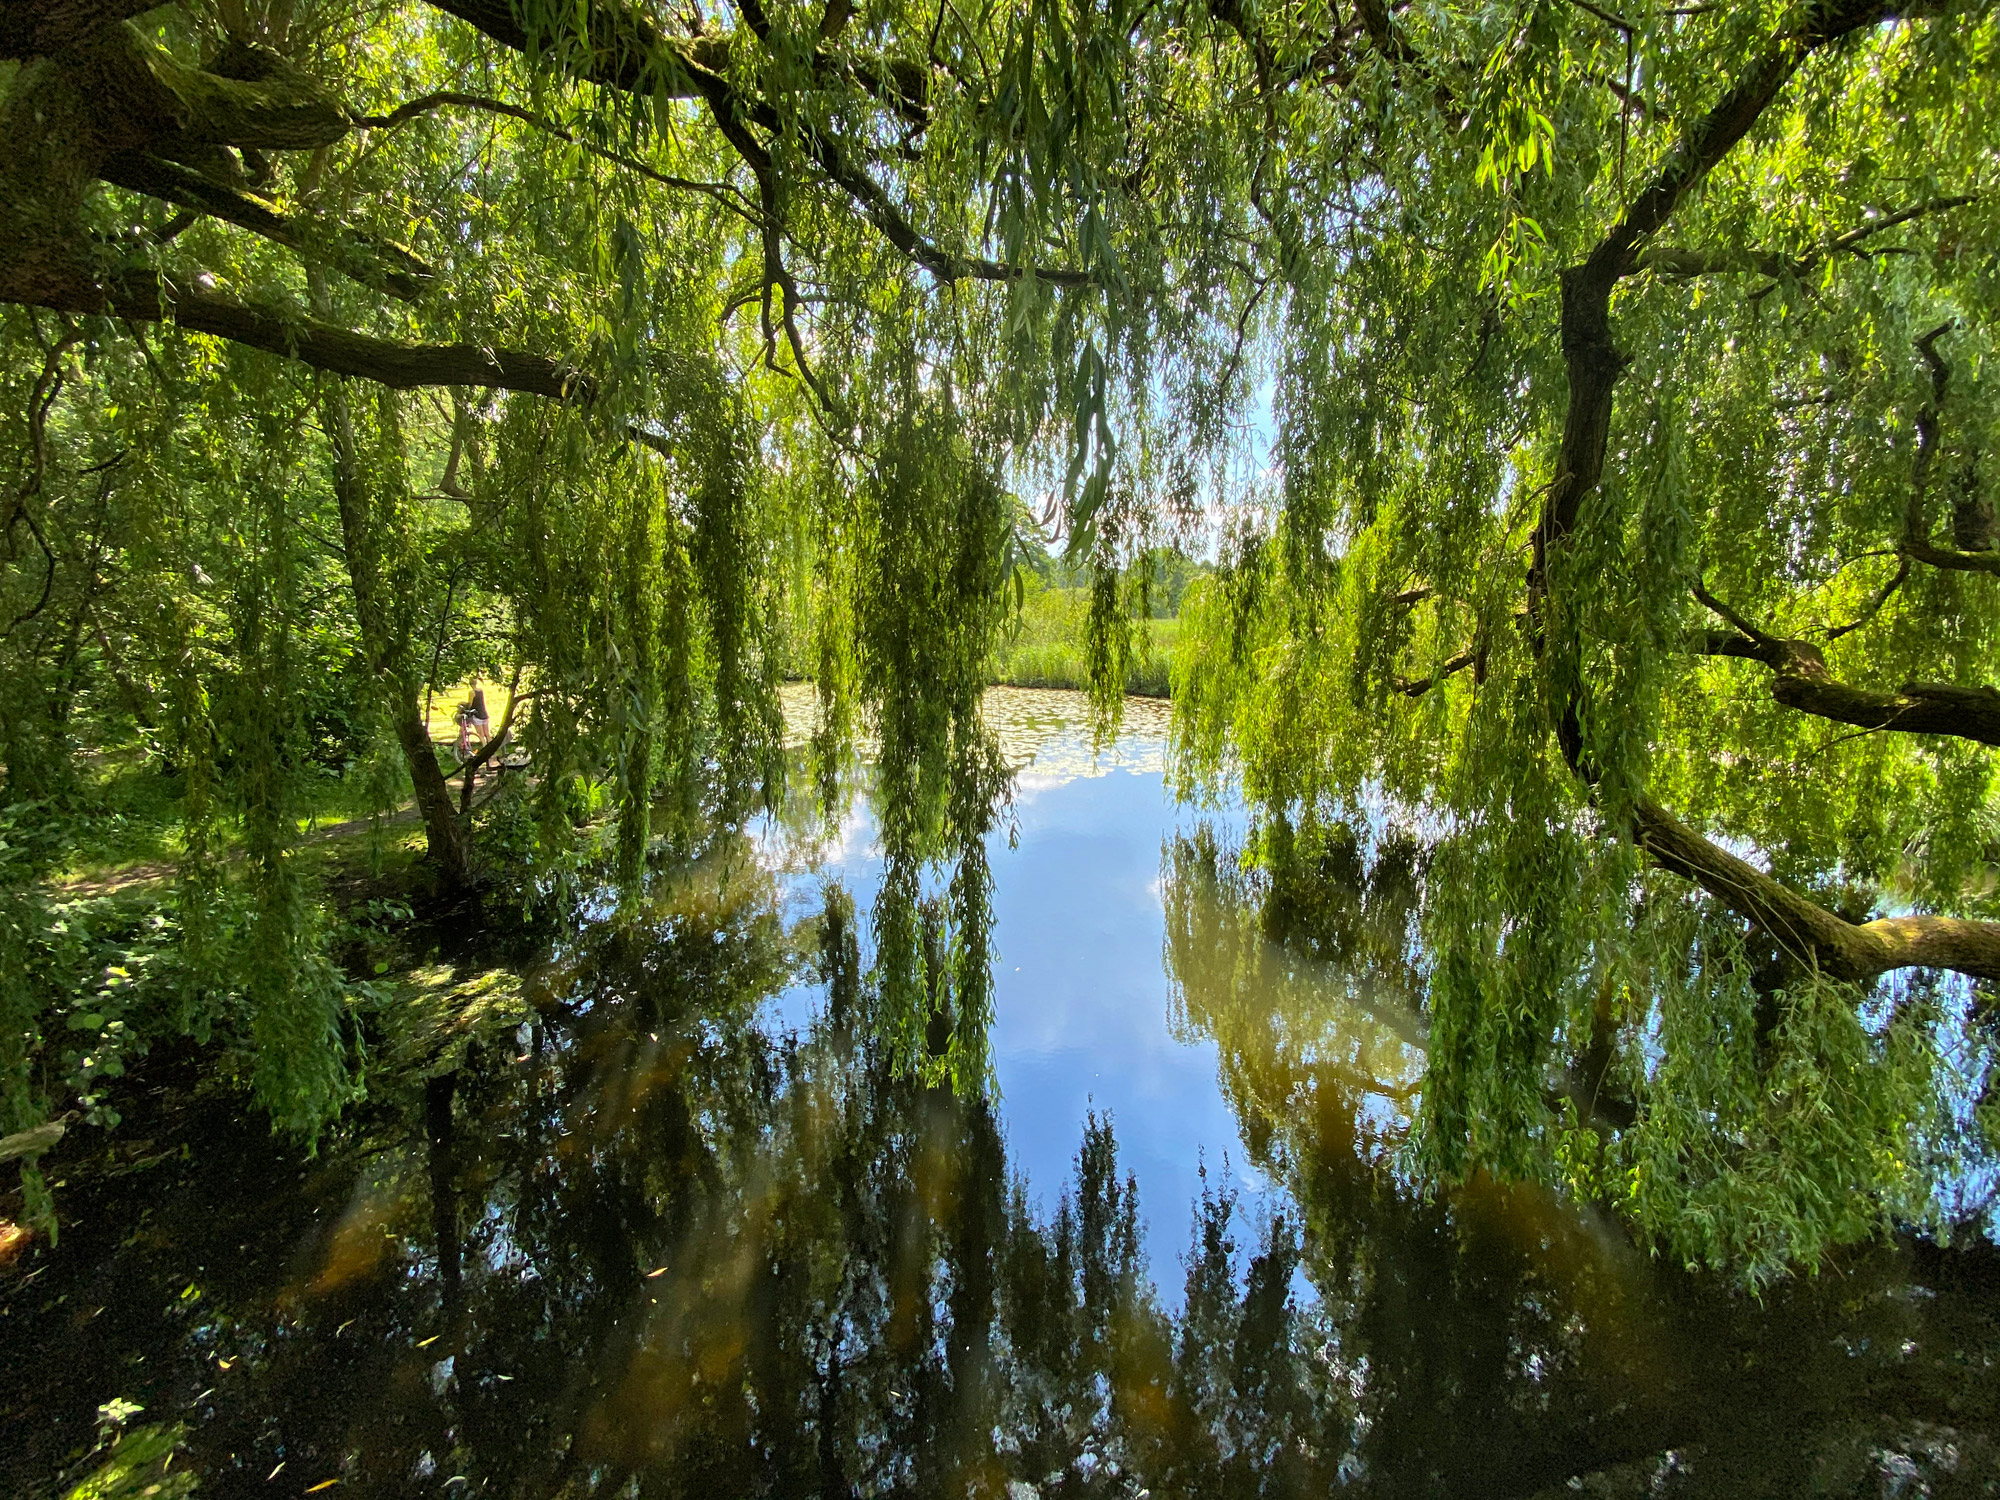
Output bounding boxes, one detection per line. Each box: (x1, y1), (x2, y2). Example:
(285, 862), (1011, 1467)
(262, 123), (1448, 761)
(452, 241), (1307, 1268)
(319, 375), (476, 888)
(390, 688), (476, 886)
(1522, 0), (1978, 983)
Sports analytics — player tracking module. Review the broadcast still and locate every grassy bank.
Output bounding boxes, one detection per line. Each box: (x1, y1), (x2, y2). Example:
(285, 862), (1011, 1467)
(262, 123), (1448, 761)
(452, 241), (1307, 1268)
(991, 585), (1179, 698)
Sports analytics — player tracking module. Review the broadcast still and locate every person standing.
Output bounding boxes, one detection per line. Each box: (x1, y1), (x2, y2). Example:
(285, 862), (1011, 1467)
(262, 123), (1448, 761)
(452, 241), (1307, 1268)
(456, 687), (488, 761)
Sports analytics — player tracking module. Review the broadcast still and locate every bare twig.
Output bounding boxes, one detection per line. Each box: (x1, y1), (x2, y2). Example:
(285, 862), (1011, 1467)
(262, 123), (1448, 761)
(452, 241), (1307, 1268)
(1566, 0), (1633, 33)
(1642, 195), (1979, 284)
(1396, 649), (1477, 697)
(1691, 575), (1780, 647)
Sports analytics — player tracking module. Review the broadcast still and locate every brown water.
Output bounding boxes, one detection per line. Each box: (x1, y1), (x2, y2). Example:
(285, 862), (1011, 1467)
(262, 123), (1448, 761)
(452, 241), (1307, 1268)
(5, 690), (1997, 1498)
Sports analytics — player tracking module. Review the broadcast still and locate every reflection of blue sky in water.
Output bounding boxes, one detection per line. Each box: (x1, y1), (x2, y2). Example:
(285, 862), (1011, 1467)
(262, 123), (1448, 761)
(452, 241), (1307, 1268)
(759, 687), (1272, 1294)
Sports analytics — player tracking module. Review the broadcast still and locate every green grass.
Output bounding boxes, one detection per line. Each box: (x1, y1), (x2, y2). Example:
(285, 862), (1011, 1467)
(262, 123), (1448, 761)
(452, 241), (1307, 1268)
(51, 740), (430, 895)
(991, 588), (1179, 698)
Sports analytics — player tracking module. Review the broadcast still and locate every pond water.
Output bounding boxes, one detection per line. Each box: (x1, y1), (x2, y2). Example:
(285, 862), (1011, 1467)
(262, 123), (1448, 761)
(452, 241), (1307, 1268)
(5, 688), (1998, 1497)
(760, 689), (1273, 1285)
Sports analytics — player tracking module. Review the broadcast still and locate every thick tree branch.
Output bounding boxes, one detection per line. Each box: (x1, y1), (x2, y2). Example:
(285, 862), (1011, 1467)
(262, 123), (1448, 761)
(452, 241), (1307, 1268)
(95, 26), (354, 151)
(149, 278), (588, 395)
(1528, 0), (1944, 776)
(0, 269), (591, 396)
(423, 0), (710, 94)
(1663, 572), (2000, 978)
(1592, 0), (1940, 282)
(97, 152), (438, 301)
(1633, 800), (2000, 983)
(0, 30), (589, 400)
(1905, 536), (2000, 576)
(1534, 0), (1939, 632)
(1900, 324), (2000, 574)
(1508, 0), (1986, 988)
(1640, 246), (1799, 277)
(421, 0), (927, 120)
(1698, 627), (2000, 746)
(420, 0), (1091, 287)
(1351, 0), (1425, 65)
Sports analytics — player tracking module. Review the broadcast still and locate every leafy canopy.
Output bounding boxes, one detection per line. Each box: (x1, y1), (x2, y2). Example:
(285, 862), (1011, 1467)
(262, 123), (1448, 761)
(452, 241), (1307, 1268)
(1, 0), (1998, 1275)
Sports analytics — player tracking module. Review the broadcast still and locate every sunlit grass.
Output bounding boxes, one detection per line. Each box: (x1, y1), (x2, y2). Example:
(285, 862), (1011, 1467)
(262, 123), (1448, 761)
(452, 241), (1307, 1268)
(992, 587), (1178, 698)
(53, 740), (428, 895)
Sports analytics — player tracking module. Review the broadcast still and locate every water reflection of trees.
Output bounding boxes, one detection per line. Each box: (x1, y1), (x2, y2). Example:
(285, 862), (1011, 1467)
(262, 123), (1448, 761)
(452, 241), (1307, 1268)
(1161, 822), (2000, 1495)
(93, 841), (1343, 1499)
(14, 831), (2000, 1497)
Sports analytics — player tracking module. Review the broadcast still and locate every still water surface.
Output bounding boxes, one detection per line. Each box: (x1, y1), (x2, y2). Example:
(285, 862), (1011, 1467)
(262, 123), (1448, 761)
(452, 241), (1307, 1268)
(4, 689), (1996, 1497)
(762, 689), (1271, 1282)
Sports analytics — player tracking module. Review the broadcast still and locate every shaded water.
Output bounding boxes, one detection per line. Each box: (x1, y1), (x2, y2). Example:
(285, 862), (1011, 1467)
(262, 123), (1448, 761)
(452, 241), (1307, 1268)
(6, 690), (1998, 1497)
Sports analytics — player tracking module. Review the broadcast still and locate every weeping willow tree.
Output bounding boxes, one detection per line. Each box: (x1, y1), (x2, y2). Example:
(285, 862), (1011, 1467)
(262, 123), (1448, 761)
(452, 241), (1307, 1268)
(0, 0), (1266, 1179)
(1169, 0), (2000, 1269)
(5, 0), (1997, 1278)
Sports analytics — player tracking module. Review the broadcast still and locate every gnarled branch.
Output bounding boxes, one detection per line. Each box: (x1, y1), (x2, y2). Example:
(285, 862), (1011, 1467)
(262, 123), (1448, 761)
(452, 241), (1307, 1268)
(1693, 574), (2000, 744)
(1516, 0), (1986, 991)
(1698, 627), (2000, 746)
(1633, 800), (2000, 983)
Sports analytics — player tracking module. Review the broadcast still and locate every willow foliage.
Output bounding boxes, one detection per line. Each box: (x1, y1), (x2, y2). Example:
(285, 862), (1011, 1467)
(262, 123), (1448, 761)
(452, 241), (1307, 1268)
(1, 0), (1997, 1276)
(1168, 0), (2000, 1270)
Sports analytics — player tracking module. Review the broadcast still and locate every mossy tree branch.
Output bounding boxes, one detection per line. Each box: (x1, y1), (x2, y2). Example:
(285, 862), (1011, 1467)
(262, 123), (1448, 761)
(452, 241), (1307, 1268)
(0, 22), (584, 395)
(1632, 801), (2000, 984)
(0, 0), (163, 60)
(92, 272), (589, 396)
(97, 151), (439, 302)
